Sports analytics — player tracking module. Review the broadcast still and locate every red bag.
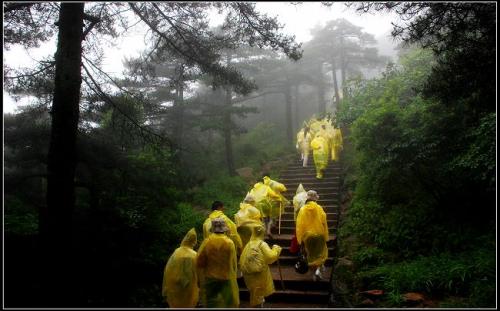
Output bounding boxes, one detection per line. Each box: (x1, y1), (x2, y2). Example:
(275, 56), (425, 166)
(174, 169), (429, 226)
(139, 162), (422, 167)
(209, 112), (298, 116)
(289, 233), (299, 254)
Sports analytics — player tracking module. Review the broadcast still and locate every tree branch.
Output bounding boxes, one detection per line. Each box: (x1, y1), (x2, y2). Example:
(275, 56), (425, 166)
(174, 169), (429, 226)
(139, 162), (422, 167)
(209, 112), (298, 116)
(4, 62), (56, 80)
(82, 13), (101, 40)
(4, 3), (34, 13)
(232, 90), (283, 103)
(81, 63), (172, 148)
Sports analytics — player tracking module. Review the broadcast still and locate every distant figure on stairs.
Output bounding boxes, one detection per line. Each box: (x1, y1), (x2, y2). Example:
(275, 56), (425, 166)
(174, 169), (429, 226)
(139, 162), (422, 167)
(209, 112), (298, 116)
(310, 133), (329, 179)
(197, 218), (240, 308)
(239, 225), (282, 308)
(296, 126), (312, 167)
(162, 228), (199, 308)
(295, 190), (329, 281)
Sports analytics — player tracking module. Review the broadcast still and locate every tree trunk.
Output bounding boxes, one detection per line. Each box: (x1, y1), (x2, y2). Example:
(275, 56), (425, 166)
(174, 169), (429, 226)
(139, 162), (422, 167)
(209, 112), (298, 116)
(223, 87), (236, 176)
(340, 35), (347, 100)
(331, 58), (340, 111)
(284, 82), (294, 147)
(42, 3), (84, 306)
(293, 84), (299, 132)
(317, 62), (326, 115)
(173, 66), (185, 152)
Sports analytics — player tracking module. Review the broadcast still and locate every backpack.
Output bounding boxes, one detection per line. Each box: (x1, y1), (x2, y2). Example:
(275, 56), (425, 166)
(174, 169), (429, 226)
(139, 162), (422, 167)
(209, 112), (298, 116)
(240, 241), (265, 274)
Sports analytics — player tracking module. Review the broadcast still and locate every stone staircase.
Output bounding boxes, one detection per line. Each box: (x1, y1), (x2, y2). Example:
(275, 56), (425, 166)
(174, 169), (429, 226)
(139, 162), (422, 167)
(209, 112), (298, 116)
(239, 159), (341, 308)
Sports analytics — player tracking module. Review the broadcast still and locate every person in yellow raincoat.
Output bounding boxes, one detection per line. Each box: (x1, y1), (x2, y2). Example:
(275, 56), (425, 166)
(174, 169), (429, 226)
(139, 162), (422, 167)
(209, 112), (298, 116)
(234, 193), (263, 249)
(197, 218), (239, 308)
(310, 133), (329, 179)
(203, 201), (243, 255)
(239, 225), (282, 307)
(331, 127), (343, 161)
(249, 178), (285, 238)
(296, 126), (312, 167)
(162, 228), (199, 308)
(263, 176), (289, 236)
(308, 117), (323, 138)
(295, 190), (329, 281)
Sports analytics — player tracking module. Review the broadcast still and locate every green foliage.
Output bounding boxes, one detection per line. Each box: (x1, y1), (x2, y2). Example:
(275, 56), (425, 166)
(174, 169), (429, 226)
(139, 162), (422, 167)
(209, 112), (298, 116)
(4, 196), (38, 235)
(336, 44), (495, 308)
(190, 174), (250, 217)
(233, 122), (289, 171)
(352, 246), (385, 267)
(357, 246), (495, 307)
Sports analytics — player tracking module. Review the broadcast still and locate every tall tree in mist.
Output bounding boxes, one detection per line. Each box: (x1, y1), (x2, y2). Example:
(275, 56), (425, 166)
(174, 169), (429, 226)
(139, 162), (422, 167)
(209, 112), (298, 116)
(4, 2), (302, 305)
(308, 18), (388, 109)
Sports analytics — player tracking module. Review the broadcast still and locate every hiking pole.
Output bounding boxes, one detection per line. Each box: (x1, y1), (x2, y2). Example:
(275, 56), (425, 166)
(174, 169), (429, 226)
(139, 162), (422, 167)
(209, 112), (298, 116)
(277, 257), (285, 290)
(278, 203), (282, 236)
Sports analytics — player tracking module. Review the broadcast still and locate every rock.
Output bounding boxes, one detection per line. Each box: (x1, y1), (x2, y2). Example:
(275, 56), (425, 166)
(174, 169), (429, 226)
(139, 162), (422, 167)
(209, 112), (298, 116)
(360, 298), (374, 307)
(335, 257), (354, 269)
(360, 289), (384, 297)
(236, 167), (254, 181)
(402, 292), (425, 303)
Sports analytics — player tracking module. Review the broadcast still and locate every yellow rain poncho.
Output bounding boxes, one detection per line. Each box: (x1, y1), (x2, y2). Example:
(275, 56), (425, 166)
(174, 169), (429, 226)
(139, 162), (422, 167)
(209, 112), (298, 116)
(292, 184), (308, 221)
(162, 228), (199, 308)
(234, 202), (263, 249)
(239, 226), (282, 306)
(196, 232), (239, 308)
(331, 128), (343, 161)
(296, 201), (329, 267)
(263, 176), (289, 214)
(296, 129), (312, 154)
(203, 210), (243, 254)
(249, 182), (284, 219)
(310, 134), (329, 178)
(308, 118), (323, 137)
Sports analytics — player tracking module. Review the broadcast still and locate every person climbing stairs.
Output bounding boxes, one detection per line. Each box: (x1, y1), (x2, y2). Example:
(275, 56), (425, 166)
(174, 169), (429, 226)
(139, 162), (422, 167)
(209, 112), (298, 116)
(238, 159), (341, 308)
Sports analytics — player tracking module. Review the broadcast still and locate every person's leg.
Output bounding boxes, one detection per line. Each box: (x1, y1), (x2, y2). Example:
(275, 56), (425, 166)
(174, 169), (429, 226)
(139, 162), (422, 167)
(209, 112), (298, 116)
(303, 152), (308, 167)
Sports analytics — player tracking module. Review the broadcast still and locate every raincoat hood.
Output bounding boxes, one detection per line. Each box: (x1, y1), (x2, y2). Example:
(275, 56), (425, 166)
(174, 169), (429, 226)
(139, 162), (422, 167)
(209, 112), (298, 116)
(180, 228), (197, 248)
(250, 224), (266, 240)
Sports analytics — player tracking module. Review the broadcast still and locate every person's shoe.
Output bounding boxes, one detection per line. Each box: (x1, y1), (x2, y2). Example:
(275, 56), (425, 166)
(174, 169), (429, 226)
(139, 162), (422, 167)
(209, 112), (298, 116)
(314, 267), (325, 281)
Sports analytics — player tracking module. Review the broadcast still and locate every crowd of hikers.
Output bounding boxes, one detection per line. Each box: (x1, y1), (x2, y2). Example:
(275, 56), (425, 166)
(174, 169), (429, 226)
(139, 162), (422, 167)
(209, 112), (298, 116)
(162, 181), (330, 308)
(296, 115), (343, 178)
(162, 115), (340, 308)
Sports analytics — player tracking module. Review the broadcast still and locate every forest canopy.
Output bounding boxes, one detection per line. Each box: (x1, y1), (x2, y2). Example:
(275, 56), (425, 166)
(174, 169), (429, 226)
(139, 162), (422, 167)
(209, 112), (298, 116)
(3, 1), (496, 308)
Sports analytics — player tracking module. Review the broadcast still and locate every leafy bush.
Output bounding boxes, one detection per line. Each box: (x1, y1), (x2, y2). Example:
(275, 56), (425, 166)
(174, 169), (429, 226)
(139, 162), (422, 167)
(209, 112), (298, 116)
(352, 246), (386, 267)
(234, 122), (290, 171)
(190, 174), (250, 217)
(4, 196), (38, 235)
(357, 246), (495, 307)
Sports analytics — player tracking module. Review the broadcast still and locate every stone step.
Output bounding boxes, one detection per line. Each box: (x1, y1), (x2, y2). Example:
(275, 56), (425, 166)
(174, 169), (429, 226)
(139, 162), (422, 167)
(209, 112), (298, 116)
(282, 181), (340, 188)
(272, 226), (336, 235)
(281, 168), (340, 175)
(282, 169), (340, 175)
(281, 177), (340, 183)
(282, 192), (339, 200)
(271, 255), (334, 266)
(280, 212), (338, 220)
(279, 219), (337, 226)
(238, 266), (332, 291)
(239, 300), (327, 308)
(285, 163), (341, 168)
(284, 186), (338, 193)
(281, 246), (335, 257)
(266, 234), (336, 247)
(239, 288), (329, 304)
